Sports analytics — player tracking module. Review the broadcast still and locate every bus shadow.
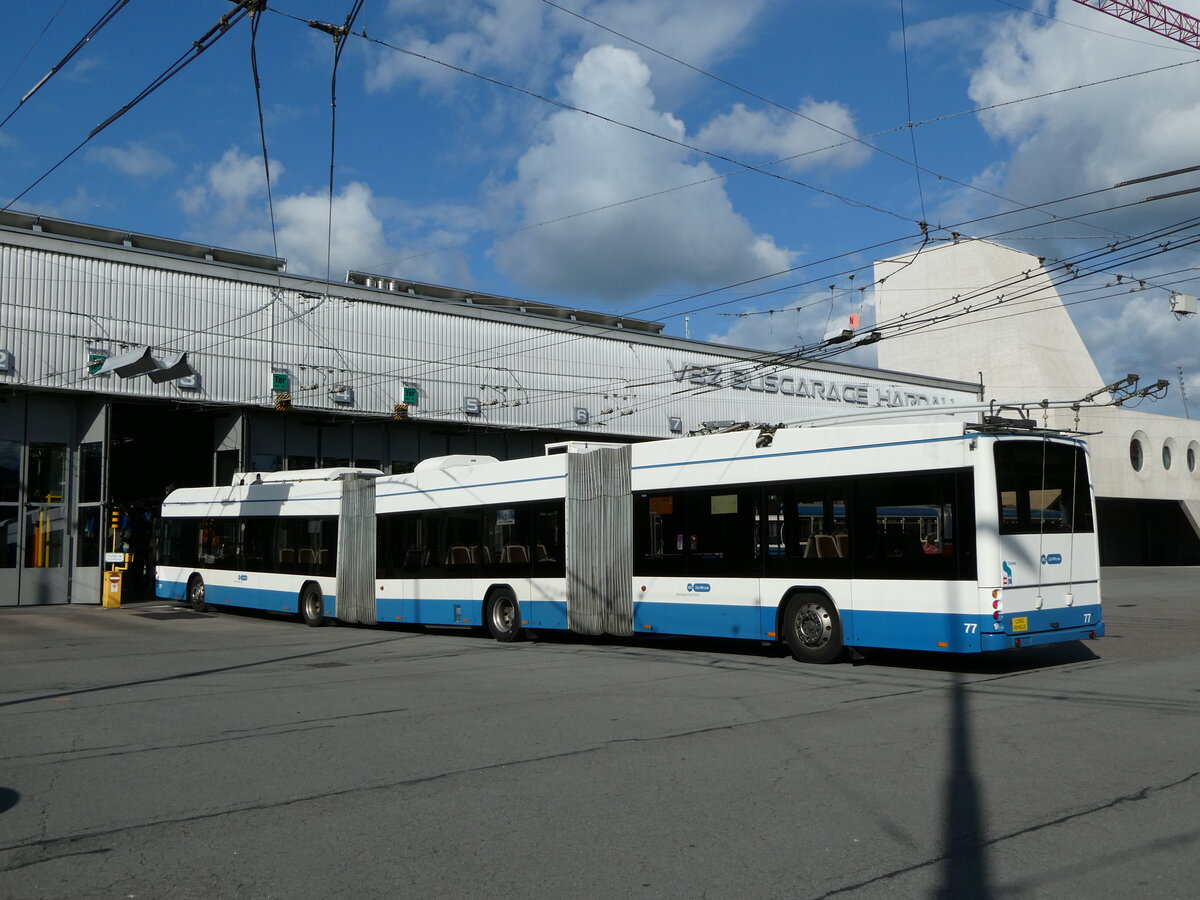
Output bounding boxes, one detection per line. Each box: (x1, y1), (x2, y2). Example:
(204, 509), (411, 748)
(853, 641), (1101, 675)
(174, 602), (1100, 675)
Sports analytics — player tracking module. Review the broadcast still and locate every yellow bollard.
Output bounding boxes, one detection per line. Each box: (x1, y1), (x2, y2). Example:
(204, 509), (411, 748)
(103, 570), (123, 608)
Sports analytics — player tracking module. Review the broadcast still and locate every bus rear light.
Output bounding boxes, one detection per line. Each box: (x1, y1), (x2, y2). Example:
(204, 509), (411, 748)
(1014, 638), (1022, 647)
(1089, 630), (1097, 640)
(991, 589), (1001, 600)
(992, 599), (1003, 611)
(992, 611), (1001, 620)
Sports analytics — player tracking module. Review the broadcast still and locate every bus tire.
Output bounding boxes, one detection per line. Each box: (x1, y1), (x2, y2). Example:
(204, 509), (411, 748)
(486, 588), (525, 643)
(187, 575), (208, 613)
(782, 593), (843, 664)
(300, 584), (326, 627)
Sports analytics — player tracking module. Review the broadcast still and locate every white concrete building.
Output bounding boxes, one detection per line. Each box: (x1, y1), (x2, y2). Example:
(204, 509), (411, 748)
(875, 238), (1200, 565)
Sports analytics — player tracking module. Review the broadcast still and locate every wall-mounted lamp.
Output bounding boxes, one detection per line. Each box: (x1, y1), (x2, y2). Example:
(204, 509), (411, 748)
(96, 346), (158, 378)
(92, 346), (197, 382)
(148, 351), (195, 383)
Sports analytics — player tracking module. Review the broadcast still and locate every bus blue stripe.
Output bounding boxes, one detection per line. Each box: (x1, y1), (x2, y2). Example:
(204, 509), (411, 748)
(157, 579), (1101, 653)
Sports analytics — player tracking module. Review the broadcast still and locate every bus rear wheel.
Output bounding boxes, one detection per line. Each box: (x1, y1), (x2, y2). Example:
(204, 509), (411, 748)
(486, 589), (525, 643)
(782, 594), (843, 664)
(187, 575), (207, 613)
(300, 585), (326, 627)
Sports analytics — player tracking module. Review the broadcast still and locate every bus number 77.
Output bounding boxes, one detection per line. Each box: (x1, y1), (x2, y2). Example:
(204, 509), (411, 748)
(963, 622), (978, 634)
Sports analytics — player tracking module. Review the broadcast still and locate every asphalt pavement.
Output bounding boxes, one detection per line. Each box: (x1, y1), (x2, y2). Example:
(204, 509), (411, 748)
(0, 567), (1196, 899)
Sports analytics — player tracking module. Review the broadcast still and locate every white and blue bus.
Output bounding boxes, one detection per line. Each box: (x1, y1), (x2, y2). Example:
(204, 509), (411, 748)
(156, 422), (1103, 663)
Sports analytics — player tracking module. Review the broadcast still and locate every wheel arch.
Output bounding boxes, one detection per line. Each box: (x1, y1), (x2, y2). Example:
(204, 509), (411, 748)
(484, 582), (519, 607)
(299, 578), (325, 599)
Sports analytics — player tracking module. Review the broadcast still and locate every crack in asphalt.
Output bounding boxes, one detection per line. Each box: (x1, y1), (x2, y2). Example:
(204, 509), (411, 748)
(805, 770), (1200, 900)
(0, 706), (412, 764)
(0, 635), (414, 709)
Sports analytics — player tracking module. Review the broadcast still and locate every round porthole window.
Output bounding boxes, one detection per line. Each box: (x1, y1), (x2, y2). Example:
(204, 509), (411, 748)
(1188, 441), (1199, 474)
(1130, 434), (1145, 472)
(1162, 438), (1175, 471)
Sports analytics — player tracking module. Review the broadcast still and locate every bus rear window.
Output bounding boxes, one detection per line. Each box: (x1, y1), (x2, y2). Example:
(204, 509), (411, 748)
(994, 441), (1094, 534)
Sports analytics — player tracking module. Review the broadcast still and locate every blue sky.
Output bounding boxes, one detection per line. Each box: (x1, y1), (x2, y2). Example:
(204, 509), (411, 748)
(2, 0), (1198, 416)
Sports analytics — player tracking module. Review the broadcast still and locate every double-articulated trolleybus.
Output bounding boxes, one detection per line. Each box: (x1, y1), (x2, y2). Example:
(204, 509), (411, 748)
(157, 422), (1103, 663)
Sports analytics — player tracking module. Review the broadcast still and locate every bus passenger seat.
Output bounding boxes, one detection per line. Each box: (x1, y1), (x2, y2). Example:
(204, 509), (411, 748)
(502, 544), (529, 564)
(813, 534), (840, 558)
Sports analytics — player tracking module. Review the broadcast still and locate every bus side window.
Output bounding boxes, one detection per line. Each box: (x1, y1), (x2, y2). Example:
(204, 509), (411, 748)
(394, 514), (429, 576)
(532, 502), (565, 577)
(763, 483), (848, 575)
(633, 492), (685, 576)
(686, 487), (758, 576)
(854, 470), (973, 580)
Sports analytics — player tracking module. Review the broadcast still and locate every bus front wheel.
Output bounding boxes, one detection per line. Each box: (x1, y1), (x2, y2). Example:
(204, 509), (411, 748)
(187, 575), (207, 613)
(782, 594), (843, 664)
(300, 585), (326, 627)
(486, 589), (525, 643)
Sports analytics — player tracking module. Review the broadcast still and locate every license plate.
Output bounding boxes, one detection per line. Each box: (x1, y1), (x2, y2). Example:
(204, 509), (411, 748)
(1012, 617), (1028, 632)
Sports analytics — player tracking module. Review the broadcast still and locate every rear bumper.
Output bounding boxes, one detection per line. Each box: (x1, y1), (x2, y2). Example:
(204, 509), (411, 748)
(980, 621), (1104, 651)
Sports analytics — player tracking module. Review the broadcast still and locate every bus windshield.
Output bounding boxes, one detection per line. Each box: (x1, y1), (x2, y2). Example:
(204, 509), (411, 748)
(994, 440), (1094, 534)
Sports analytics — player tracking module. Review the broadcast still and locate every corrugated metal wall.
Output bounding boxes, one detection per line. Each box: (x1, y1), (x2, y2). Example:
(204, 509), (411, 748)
(0, 232), (979, 441)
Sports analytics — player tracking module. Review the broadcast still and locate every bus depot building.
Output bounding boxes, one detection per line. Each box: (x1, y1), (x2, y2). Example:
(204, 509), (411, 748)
(0, 210), (978, 607)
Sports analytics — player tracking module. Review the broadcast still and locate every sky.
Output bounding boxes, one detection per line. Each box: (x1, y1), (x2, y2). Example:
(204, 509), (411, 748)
(1, 0), (1198, 418)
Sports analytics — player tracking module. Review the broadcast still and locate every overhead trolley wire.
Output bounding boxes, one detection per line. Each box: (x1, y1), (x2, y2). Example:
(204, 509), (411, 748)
(266, 6), (916, 227)
(248, 3), (280, 262)
(0, 0), (72, 100)
(271, 40), (1195, 281)
(2, 0), (259, 213)
(898, 0), (928, 222)
(0, 0), (132, 133)
(291, 174), (1200, 415)
(537, 0), (1127, 239)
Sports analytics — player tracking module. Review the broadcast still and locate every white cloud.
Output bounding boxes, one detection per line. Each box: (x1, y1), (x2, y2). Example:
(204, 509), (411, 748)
(176, 146), (472, 284)
(176, 145), (277, 225)
(87, 142), (175, 178)
(367, 0), (769, 99)
(694, 99), (871, 171)
(966, 1), (1200, 212)
(270, 182), (392, 278)
(489, 45), (793, 299)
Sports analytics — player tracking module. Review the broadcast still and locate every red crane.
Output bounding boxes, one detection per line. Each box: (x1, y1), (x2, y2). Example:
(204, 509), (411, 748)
(1069, 1), (1200, 50)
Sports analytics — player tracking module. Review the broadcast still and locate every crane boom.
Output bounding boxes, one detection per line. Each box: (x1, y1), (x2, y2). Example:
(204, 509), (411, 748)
(1069, 1), (1200, 50)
